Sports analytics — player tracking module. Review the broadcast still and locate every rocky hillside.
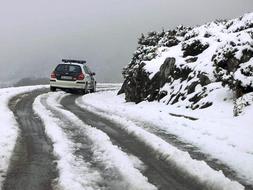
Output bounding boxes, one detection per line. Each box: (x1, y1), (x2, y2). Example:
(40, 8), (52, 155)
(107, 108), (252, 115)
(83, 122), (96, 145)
(119, 13), (253, 115)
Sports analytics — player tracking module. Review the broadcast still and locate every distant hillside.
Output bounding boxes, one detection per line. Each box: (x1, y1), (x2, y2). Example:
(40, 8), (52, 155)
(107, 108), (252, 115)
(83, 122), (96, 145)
(119, 12), (253, 115)
(0, 82), (13, 88)
(14, 77), (49, 87)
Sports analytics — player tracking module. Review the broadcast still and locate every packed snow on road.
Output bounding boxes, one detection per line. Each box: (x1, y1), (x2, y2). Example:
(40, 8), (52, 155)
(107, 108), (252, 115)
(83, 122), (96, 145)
(78, 89), (253, 187)
(33, 91), (156, 190)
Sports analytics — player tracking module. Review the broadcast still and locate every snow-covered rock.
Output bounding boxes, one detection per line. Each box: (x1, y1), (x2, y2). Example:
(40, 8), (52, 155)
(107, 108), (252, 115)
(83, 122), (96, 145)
(119, 12), (253, 114)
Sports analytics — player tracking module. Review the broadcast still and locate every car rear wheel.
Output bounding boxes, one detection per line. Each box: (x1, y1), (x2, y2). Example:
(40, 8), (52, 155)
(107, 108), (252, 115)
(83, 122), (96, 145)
(82, 89), (88, 95)
(90, 83), (96, 93)
(50, 86), (56, 92)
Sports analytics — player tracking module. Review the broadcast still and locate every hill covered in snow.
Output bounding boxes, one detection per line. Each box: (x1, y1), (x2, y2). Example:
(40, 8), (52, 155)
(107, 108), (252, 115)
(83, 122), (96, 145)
(119, 12), (253, 116)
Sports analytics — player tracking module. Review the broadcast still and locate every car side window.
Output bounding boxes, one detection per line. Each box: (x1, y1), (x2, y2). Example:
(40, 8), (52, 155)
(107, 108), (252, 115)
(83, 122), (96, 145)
(83, 65), (90, 74)
(86, 66), (92, 74)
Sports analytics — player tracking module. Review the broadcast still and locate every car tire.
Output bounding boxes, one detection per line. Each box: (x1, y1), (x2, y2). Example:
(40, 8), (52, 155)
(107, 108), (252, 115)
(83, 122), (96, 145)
(90, 83), (96, 93)
(82, 89), (88, 95)
(50, 86), (56, 92)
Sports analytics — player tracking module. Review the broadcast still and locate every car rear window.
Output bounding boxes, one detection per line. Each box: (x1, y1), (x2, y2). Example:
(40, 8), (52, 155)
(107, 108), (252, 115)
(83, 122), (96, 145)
(55, 64), (81, 73)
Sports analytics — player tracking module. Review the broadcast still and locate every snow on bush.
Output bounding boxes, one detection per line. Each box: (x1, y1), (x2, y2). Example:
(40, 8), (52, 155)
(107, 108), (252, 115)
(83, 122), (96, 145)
(119, 12), (253, 114)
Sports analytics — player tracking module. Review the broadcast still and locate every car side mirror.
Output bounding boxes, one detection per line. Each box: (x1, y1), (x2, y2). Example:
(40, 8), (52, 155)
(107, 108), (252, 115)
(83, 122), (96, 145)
(92, 72), (96, 76)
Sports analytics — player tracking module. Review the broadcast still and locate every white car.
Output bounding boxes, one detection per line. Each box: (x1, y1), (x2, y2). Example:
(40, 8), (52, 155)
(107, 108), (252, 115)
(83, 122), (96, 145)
(50, 59), (96, 93)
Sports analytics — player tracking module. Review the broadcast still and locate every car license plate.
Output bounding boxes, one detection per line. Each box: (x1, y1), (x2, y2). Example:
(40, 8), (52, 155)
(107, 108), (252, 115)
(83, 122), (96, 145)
(61, 75), (72, 80)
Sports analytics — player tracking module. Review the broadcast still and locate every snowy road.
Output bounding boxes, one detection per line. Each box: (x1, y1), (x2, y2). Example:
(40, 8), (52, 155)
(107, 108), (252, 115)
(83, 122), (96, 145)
(61, 94), (201, 190)
(1, 84), (249, 190)
(3, 89), (57, 190)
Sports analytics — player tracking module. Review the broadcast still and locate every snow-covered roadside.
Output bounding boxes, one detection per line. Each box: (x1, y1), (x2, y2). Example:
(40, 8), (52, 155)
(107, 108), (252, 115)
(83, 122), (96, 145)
(76, 90), (247, 190)
(97, 83), (122, 88)
(0, 85), (47, 189)
(96, 83), (123, 92)
(34, 92), (157, 190)
(80, 90), (253, 186)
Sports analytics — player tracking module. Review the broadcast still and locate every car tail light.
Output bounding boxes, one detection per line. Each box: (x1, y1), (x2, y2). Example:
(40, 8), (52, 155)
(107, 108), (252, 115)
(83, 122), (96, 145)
(77, 72), (84, 80)
(51, 71), (56, 79)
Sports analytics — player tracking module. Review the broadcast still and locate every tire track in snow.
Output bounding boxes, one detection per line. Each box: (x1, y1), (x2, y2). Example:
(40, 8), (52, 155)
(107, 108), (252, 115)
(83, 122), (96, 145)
(61, 93), (223, 190)
(81, 87), (253, 190)
(37, 92), (156, 190)
(134, 121), (253, 190)
(3, 90), (58, 190)
(74, 92), (245, 190)
(34, 93), (106, 190)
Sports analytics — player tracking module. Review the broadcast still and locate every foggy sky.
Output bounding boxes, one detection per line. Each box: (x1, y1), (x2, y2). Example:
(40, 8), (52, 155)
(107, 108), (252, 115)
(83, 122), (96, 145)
(0, 0), (252, 83)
